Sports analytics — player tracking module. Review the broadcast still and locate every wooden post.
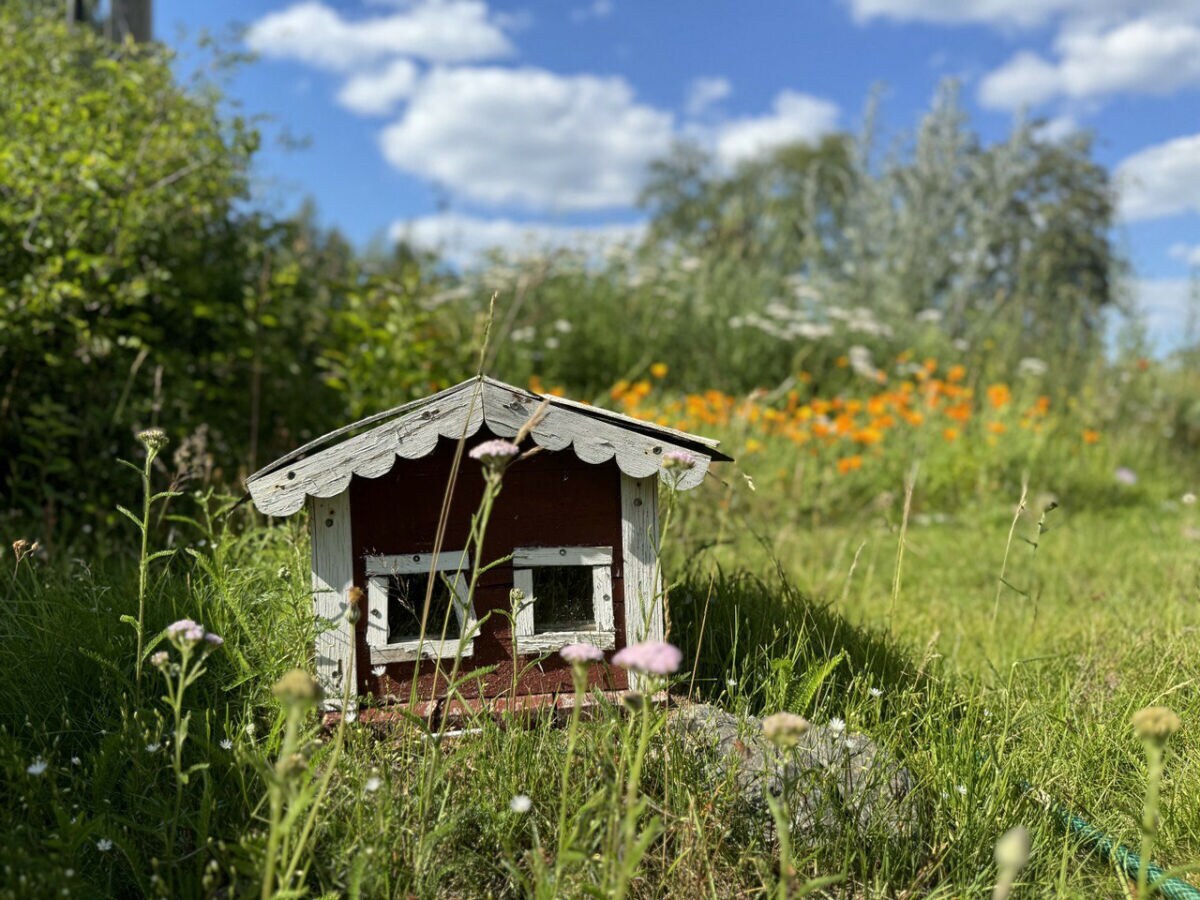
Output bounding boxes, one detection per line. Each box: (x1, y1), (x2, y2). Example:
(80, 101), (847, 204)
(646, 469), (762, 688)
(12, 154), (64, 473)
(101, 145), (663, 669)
(620, 474), (663, 690)
(310, 491), (356, 711)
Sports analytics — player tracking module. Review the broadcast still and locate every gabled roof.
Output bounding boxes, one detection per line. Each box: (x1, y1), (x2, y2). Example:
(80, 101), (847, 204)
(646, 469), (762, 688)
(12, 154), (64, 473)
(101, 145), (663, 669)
(246, 376), (732, 517)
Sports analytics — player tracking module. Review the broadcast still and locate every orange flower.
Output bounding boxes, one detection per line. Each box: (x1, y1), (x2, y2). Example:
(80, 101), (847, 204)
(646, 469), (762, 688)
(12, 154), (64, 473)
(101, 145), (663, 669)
(943, 427), (960, 442)
(852, 428), (883, 445)
(837, 455), (863, 475)
(947, 364), (966, 383)
(649, 362), (668, 378)
(528, 374), (544, 394)
(987, 421), (1007, 435)
(835, 355), (849, 368)
(945, 403), (972, 423)
(987, 383), (1012, 409)
(1082, 428), (1101, 444)
(609, 379), (629, 400)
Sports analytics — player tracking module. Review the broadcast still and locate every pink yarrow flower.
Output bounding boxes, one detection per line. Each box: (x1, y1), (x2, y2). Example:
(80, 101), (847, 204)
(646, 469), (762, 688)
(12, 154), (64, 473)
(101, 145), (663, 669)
(662, 450), (695, 471)
(166, 619), (222, 649)
(612, 641), (683, 676)
(167, 619), (205, 644)
(468, 439), (521, 466)
(560, 643), (605, 664)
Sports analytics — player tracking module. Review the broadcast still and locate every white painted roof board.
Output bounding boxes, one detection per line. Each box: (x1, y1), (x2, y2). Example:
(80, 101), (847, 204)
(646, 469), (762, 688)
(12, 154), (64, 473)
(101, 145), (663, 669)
(246, 376), (731, 516)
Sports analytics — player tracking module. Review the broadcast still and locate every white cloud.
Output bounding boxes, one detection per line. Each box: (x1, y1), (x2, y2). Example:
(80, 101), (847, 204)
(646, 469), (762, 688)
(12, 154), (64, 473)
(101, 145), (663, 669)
(379, 66), (674, 210)
(390, 212), (644, 267)
(1169, 243), (1200, 267)
(337, 60), (420, 116)
(686, 77), (732, 116)
(1130, 278), (1197, 352)
(846, 0), (1198, 30)
(245, 0), (513, 71)
(714, 91), (840, 167)
(1116, 133), (1200, 221)
(979, 18), (1200, 109)
(1032, 114), (1080, 143)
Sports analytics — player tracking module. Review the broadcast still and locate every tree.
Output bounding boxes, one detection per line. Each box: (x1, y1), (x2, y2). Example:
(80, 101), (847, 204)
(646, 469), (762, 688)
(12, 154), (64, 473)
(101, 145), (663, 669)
(0, 8), (355, 533)
(636, 82), (1121, 386)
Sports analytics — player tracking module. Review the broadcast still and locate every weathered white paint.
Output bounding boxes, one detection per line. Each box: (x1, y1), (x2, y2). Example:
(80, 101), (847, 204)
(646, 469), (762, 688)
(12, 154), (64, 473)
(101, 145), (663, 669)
(247, 377), (720, 517)
(514, 629), (615, 654)
(363, 551), (476, 663)
(512, 545), (612, 567)
(310, 491), (355, 711)
(620, 474), (663, 690)
(512, 545), (616, 654)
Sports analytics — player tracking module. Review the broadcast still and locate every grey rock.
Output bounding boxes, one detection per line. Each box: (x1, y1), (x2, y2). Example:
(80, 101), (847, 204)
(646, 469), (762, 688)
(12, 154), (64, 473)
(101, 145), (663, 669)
(668, 703), (915, 839)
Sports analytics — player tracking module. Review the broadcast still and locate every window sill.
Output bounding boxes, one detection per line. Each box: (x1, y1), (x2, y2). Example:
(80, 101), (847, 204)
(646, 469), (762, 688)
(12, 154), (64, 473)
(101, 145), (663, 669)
(367, 640), (475, 664)
(516, 630), (615, 655)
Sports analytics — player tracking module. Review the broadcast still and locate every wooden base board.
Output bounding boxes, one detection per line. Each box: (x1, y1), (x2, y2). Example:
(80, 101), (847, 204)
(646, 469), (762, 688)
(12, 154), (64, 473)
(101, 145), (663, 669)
(320, 689), (669, 732)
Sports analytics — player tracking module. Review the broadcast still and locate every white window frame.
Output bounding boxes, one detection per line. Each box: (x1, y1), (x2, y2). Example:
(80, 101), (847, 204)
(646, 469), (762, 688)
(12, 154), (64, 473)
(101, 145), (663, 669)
(512, 545), (616, 654)
(364, 551), (476, 663)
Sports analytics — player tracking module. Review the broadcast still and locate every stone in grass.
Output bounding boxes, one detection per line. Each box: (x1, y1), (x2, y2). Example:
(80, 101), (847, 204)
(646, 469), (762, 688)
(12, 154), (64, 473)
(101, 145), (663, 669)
(668, 703), (915, 839)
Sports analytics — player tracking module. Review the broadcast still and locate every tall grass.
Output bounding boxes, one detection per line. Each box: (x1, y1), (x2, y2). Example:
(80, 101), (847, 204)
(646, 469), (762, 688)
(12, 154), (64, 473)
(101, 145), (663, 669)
(3, 339), (1200, 897)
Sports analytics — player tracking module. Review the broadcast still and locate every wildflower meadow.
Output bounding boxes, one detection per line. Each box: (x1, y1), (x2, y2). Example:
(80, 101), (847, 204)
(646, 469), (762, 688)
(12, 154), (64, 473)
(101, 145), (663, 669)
(4, 6), (1200, 898)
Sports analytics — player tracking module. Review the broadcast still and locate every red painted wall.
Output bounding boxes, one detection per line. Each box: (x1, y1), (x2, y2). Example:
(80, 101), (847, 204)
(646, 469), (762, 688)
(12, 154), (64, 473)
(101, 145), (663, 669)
(348, 431), (630, 703)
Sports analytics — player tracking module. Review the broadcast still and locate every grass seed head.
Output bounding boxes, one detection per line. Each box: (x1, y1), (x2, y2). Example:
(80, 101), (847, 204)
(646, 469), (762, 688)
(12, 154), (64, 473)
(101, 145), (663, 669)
(1131, 706), (1181, 744)
(762, 711), (810, 749)
(994, 824), (1031, 871)
(137, 428), (169, 452)
(273, 669), (323, 707)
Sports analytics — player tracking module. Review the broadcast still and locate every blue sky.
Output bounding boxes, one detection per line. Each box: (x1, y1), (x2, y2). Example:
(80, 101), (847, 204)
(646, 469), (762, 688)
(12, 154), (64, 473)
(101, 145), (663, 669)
(162, 0), (1200, 351)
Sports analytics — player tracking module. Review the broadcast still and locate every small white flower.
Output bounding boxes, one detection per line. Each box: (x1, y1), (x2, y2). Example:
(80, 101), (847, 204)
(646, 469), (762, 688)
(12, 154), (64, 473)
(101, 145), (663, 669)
(365, 776), (382, 793)
(220, 739), (233, 750)
(70, 757), (81, 766)
(245, 722), (257, 736)
(509, 794), (532, 814)
(828, 717), (846, 734)
(27, 758), (48, 776)
(726, 678), (737, 688)
(1017, 357), (1049, 378)
(96, 838), (113, 852)
(1183, 492), (1197, 506)
(371, 665), (386, 677)
(145, 743), (160, 753)
(957, 784), (967, 795)
(868, 687), (883, 698)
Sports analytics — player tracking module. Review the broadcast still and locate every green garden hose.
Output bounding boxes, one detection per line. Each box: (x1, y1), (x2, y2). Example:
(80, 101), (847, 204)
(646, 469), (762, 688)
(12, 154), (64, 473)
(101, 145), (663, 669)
(1020, 780), (1200, 899)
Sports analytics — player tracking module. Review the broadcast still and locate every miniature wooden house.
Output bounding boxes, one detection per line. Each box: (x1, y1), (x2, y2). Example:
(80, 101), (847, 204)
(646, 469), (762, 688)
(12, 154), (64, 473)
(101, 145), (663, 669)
(245, 376), (729, 710)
